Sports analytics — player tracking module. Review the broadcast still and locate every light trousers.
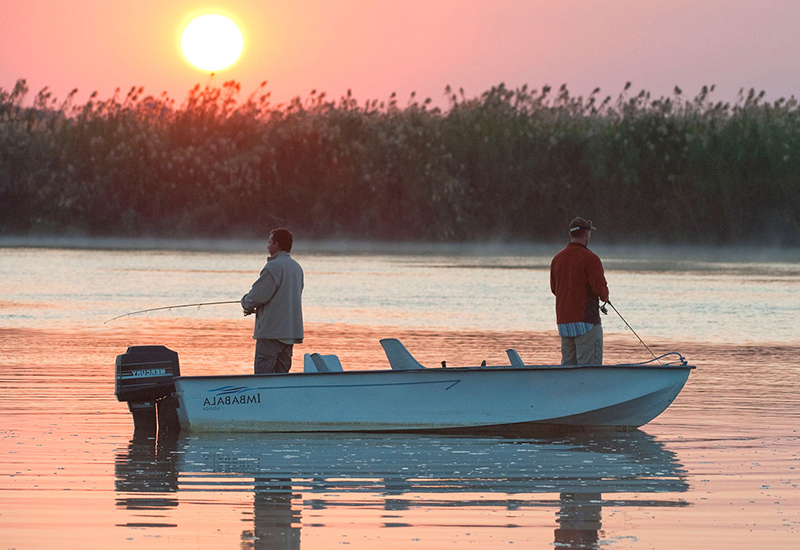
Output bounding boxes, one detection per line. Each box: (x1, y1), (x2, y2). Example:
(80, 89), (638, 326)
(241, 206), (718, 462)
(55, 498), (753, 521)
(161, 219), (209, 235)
(560, 323), (603, 365)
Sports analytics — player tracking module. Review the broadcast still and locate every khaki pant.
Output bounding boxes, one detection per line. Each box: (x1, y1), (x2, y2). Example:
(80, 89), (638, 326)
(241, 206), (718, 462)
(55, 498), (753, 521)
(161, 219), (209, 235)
(560, 324), (603, 365)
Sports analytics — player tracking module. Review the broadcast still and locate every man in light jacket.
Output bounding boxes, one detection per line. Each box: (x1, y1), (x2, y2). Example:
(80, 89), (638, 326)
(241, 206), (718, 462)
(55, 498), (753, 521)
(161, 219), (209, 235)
(242, 228), (304, 374)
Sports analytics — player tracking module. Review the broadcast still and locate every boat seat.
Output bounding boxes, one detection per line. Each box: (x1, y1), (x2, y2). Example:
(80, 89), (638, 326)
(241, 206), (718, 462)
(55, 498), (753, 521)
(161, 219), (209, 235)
(303, 353), (343, 373)
(379, 338), (426, 370)
(506, 349), (525, 367)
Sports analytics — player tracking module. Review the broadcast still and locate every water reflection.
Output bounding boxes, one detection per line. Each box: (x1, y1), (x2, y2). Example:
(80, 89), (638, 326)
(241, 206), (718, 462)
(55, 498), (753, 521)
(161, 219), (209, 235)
(115, 431), (688, 548)
(114, 432), (180, 527)
(246, 477), (301, 550)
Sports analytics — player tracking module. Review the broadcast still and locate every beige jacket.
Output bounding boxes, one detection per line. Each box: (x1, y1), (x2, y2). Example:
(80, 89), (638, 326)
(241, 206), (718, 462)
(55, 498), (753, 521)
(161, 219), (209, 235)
(241, 251), (304, 341)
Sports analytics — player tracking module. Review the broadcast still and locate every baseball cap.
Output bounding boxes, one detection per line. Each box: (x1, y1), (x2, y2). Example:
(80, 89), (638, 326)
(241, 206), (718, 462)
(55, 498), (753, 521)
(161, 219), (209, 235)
(569, 217), (597, 233)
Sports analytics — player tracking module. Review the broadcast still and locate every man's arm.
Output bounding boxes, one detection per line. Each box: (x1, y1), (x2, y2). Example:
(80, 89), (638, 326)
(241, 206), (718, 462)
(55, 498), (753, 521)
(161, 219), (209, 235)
(588, 256), (609, 303)
(241, 267), (279, 313)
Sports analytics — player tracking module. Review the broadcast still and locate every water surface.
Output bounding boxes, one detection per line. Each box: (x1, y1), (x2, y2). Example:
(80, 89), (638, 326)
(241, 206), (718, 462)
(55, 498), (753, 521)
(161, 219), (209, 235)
(1, 245), (798, 549)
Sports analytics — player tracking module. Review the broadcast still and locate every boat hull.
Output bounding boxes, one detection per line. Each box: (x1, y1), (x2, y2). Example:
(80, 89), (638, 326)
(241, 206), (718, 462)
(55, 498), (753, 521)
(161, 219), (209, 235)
(172, 364), (693, 434)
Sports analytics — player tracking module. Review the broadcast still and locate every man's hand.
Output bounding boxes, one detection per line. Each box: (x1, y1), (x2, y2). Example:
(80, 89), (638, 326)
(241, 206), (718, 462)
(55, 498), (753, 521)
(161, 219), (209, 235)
(243, 308), (255, 316)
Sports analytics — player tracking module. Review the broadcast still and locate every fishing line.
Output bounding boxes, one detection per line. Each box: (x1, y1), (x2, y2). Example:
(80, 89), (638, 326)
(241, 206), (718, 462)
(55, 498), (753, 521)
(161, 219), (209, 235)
(104, 300), (241, 324)
(604, 301), (661, 364)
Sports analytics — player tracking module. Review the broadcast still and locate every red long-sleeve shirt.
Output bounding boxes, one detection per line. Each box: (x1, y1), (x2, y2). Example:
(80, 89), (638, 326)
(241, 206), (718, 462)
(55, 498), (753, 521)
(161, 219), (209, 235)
(550, 242), (609, 325)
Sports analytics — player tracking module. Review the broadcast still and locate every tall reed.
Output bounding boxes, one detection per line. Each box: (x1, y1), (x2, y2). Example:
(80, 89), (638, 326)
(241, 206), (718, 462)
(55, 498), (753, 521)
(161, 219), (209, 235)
(1, 79), (798, 244)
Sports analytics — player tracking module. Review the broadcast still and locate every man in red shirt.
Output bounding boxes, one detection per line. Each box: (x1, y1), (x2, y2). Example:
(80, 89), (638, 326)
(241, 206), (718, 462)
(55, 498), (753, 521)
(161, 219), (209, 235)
(550, 217), (610, 365)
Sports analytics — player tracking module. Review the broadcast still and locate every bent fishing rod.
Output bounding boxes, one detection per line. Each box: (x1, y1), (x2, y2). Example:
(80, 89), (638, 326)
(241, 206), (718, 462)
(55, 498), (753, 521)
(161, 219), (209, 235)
(602, 300), (662, 364)
(104, 300), (242, 324)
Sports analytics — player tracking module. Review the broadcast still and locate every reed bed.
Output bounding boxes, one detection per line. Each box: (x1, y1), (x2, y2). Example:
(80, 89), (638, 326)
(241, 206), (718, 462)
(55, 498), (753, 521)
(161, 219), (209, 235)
(1, 79), (798, 244)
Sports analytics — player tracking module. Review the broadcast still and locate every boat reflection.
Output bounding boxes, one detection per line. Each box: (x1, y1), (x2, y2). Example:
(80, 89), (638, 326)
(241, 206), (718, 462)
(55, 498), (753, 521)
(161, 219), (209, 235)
(115, 430), (688, 548)
(114, 431), (179, 528)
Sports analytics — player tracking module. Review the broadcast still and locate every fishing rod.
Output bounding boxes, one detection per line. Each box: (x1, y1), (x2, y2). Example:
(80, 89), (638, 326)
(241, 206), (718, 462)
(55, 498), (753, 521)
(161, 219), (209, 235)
(104, 300), (241, 324)
(603, 300), (661, 364)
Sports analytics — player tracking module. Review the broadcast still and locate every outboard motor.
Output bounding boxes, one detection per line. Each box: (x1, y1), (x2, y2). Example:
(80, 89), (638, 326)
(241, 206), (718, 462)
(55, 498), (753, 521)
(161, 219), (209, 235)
(115, 345), (181, 433)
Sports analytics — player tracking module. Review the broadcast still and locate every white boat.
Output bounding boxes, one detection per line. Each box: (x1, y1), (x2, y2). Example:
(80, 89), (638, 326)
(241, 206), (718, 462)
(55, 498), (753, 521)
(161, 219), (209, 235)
(115, 338), (694, 435)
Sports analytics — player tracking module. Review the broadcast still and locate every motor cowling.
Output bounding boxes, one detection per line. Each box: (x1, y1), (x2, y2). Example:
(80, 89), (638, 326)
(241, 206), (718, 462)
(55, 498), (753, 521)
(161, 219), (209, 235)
(115, 345), (181, 433)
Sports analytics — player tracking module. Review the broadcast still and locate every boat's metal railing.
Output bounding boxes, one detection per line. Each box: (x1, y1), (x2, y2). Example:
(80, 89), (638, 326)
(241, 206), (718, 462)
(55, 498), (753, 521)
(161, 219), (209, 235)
(620, 352), (688, 367)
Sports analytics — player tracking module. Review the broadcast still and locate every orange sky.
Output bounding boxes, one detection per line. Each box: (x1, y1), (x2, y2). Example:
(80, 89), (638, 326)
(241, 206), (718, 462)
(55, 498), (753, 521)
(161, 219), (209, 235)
(2, 0), (800, 108)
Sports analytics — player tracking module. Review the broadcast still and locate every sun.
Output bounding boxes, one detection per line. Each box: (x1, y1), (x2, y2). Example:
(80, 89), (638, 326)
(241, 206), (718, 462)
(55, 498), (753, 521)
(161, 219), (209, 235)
(181, 14), (244, 72)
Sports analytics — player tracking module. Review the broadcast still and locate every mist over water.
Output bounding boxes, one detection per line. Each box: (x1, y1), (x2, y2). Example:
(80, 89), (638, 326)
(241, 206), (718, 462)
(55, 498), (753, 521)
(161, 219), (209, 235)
(1, 242), (798, 549)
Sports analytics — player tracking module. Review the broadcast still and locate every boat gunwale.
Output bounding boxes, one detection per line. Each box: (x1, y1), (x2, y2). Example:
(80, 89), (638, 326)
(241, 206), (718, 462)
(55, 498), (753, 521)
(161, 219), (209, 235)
(174, 363), (696, 382)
